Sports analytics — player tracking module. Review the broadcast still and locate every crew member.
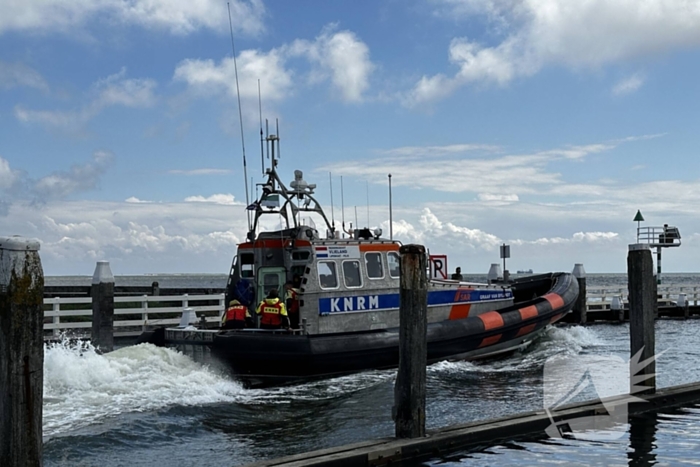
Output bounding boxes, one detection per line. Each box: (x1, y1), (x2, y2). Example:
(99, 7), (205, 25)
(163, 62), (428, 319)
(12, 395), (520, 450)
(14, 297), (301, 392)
(256, 289), (290, 330)
(451, 267), (463, 281)
(285, 281), (300, 329)
(222, 299), (250, 330)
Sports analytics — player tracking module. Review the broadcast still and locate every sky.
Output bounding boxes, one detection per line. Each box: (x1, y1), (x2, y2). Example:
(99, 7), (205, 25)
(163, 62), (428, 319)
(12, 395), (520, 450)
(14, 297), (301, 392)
(1, 0), (700, 276)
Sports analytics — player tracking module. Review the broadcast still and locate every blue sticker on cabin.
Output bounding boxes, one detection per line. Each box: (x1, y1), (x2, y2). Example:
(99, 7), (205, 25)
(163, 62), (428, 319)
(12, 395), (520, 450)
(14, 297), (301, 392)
(318, 289), (512, 315)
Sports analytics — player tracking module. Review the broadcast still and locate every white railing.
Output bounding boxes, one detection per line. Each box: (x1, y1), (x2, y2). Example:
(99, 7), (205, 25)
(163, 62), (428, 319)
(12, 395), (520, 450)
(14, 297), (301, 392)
(586, 285), (700, 312)
(44, 293), (226, 338)
(42, 285), (700, 336)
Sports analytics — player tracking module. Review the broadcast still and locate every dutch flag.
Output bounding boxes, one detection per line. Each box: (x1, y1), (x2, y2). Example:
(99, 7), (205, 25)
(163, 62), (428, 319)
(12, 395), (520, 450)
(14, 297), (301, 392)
(316, 246), (328, 258)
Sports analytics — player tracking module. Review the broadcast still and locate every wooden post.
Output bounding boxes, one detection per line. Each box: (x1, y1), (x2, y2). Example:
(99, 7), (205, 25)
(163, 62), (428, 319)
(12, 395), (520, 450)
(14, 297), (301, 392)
(571, 263), (587, 324)
(0, 236), (44, 467)
(394, 244), (428, 439)
(628, 244), (655, 394)
(91, 260), (115, 353)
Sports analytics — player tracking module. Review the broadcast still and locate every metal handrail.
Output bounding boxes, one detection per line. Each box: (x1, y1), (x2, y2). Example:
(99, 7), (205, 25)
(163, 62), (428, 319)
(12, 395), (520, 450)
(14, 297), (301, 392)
(637, 225), (681, 247)
(44, 293), (226, 338)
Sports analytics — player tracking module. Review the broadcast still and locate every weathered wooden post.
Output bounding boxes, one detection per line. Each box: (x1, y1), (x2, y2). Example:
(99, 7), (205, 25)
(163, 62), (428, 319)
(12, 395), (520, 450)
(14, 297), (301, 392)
(394, 244), (428, 439)
(628, 244), (655, 394)
(91, 260), (115, 353)
(0, 236), (44, 467)
(571, 263), (587, 324)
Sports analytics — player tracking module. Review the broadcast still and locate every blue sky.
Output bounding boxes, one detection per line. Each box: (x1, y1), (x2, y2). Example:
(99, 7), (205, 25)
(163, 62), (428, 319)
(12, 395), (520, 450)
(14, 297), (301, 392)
(1, 0), (700, 275)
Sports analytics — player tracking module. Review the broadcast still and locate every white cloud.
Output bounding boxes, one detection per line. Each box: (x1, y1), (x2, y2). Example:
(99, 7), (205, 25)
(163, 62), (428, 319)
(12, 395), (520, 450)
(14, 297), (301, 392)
(0, 0), (265, 36)
(174, 49), (292, 104)
(15, 68), (156, 131)
(184, 194), (239, 205)
(322, 139), (625, 194)
(519, 231), (619, 246)
(289, 26), (375, 102)
(175, 24), (375, 106)
(168, 168), (233, 176)
(409, 0), (700, 105)
(380, 143), (500, 157)
(125, 197), (151, 203)
(0, 61), (48, 91)
(92, 68), (157, 108)
(612, 73), (645, 95)
(33, 150), (113, 200)
(478, 193), (519, 202)
(0, 156), (19, 191)
(3, 198), (251, 273)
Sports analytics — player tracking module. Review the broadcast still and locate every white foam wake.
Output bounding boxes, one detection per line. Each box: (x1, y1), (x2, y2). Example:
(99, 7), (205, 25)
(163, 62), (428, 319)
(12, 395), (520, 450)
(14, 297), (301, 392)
(43, 340), (244, 436)
(427, 325), (605, 375)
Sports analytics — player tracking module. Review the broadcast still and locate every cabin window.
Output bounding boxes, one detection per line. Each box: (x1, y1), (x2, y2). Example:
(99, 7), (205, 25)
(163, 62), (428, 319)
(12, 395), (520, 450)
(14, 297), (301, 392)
(240, 252), (255, 278)
(365, 252), (384, 279)
(292, 250), (311, 261)
(262, 273), (280, 296)
(318, 261), (338, 289)
(387, 252), (400, 278)
(343, 260), (363, 288)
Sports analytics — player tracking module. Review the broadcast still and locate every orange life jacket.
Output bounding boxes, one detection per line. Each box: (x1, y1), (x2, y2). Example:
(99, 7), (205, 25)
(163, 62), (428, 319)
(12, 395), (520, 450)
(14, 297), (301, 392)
(286, 288), (300, 314)
(256, 298), (287, 326)
(225, 305), (248, 323)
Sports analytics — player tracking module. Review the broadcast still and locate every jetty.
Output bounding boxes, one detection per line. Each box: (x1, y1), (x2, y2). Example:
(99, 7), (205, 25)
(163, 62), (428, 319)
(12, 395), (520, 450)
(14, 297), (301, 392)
(241, 383), (700, 467)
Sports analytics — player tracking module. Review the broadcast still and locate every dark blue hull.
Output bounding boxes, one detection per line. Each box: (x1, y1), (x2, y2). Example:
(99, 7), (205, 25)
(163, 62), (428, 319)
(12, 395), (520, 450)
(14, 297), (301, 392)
(211, 273), (578, 386)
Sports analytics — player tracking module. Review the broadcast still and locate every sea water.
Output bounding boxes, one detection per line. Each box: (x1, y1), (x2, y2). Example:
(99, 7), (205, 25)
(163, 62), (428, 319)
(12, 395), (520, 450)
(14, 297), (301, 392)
(41, 274), (700, 466)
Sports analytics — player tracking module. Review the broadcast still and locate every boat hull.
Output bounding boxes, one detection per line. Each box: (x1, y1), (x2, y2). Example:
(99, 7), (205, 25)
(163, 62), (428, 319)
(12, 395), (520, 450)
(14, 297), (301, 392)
(207, 272), (578, 386)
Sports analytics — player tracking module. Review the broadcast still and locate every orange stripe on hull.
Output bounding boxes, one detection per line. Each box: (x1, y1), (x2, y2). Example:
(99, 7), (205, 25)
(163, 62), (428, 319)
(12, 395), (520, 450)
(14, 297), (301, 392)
(448, 303), (471, 320)
(516, 323), (537, 337)
(359, 243), (400, 252)
(543, 293), (565, 310)
(479, 334), (502, 348)
(519, 305), (539, 321)
(478, 311), (504, 330)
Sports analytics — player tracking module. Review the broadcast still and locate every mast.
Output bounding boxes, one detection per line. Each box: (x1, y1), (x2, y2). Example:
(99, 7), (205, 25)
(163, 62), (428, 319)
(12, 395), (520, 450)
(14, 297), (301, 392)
(248, 126), (335, 239)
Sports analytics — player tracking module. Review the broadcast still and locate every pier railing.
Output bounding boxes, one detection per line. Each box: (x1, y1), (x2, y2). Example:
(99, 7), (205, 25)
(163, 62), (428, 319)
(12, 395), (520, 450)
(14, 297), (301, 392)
(44, 293), (225, 338)
(587, 284), (699, 311)
(42, 285), (699, 338)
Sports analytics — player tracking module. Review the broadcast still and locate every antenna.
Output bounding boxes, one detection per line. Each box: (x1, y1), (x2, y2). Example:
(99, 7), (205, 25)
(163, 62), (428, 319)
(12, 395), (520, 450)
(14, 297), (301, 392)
(329, 172), (335, 232)
(366, 181), (369, 227)
(266, 119), (270, 161)
(258, 80), (264, 175)
(227, 2), (251, 231)
(341, 175), (346, 236)
(354, 206), (358, 231)
(276, 118), (280, 159)
(388, 174), (393, 240)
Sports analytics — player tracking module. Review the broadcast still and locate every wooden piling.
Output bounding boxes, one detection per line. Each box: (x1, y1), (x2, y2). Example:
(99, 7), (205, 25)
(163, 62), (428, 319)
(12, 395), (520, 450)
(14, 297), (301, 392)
(628, 244), (655, 395)
(571, 263), (587, 325)
(394, 244), (428, 439)
(91, 260), (115, 353)
(0, 236), (44, 467)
